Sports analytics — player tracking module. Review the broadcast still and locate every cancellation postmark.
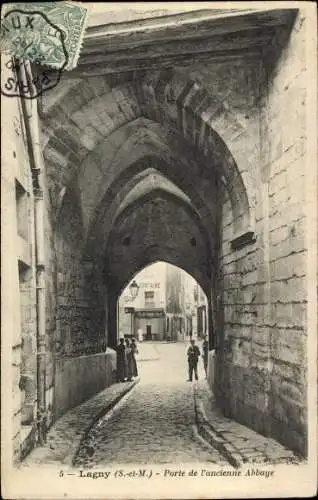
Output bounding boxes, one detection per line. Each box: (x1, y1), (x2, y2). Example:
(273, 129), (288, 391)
(0, 2), (88, 98)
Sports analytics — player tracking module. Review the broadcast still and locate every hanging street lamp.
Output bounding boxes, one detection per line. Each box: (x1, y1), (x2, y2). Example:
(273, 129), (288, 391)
(129, 280), (139, 299)
(128, 280), (139, 337)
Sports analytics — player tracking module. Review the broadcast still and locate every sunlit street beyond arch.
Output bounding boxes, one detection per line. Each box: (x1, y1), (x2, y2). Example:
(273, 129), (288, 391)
(117, 262), (209, 345)
(74, 342), (227, 467)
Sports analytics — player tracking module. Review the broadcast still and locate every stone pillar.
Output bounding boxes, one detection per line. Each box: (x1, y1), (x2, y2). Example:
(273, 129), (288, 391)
(107, 293), (118, 349)
(207, 299), (214, 350)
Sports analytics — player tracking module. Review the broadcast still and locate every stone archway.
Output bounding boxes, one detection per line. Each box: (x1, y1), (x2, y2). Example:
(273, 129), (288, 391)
(135, 68), (255, 239)
(42, 69), (255, 246)
(41, 67), (255, 426)
(104, 187), (213, 348)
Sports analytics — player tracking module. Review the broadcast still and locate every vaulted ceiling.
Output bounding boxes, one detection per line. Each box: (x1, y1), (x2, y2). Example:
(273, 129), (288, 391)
(43, 7), (297, 296)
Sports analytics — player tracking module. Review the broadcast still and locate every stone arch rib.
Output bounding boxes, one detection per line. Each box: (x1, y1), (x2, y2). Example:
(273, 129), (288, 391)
(85, 151), (216, 258)
(109, 250), (210, 300)
(118, 259), (210, 300)
(133, 69), (256, 249)
(43, 71), (256, 250)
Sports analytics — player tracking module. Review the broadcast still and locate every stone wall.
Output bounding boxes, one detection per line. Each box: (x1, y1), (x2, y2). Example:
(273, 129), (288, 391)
(43, 161), (57, 418)
(47, 177), (109, 418)
(2, 57), (37, 462)
(54, 351), (116, 419)
(264, 10), (308, 455)
(49, 179), (108, 357)
(213, 11), (309, 456)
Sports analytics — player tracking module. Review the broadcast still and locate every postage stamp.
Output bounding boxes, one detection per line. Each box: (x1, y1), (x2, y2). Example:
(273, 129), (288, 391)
(1, 56), (63, 99)
(0, 2), (88, 71)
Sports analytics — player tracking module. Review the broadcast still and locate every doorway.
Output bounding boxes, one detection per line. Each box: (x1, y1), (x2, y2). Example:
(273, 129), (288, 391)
(146, 324), (152, 341)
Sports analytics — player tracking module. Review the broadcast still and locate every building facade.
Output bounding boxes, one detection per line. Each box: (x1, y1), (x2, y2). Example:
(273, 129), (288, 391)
(118, 262), (166, 340)
(165, 265), (208, 341)
(118, 262), (206, 342)
(2, 82), (39, 462)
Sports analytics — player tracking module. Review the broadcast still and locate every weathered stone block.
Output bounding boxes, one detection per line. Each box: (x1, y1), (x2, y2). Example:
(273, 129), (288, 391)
(291, 302), (307, 327)
(231, 340), (251, 368)
(272, 360), (302, 382)
(270, 203), (305, 234)
(269, 169), (287, 196)
(79, 125), (103, 151)
(241, 269), (259, 287)
(244, 366), (269, 398)
(271, 302), (307, 330)
(270, 276), (307, 304)
(270, 251), (307, 281)
(60, 85), (90, 115)
(271, 328), (306, 365)
(252, 327), (270, 346)
(223, 273), (241, 290)
(12, 364), (20, 389)
(237, 250), (261, 274)
(271, 302), (293, 326)
(252, 342), (270, 360)
(21, 403), (34, 425)
(269, 389), (306, 436)
(286, 175), (306, 206)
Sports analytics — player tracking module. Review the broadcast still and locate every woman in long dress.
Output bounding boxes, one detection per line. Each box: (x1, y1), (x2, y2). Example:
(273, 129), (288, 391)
(131, 338), (139, 377)
(125, 338), (133, 381)
(116, 338), (126, 382)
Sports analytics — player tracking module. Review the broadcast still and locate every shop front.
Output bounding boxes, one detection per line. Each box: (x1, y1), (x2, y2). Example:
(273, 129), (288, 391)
(133, 308), (166, 341)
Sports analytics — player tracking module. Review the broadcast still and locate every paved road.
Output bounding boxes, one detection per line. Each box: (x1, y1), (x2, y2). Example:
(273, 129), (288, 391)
(75, 342), (228, 467)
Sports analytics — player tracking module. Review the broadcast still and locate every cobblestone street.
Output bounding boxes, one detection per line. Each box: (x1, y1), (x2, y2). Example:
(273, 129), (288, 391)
(21, 341), (300, 470)
(74, 342), (228, 467)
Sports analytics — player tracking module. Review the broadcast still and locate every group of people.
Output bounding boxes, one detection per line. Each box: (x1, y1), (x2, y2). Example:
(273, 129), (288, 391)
(186, 335), (209, 382)
(116, 334), (210, 383)
(116, 337), (139, 383)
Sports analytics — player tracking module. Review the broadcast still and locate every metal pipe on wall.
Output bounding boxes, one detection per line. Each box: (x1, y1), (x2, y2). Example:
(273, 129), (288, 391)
(18, 61), (47, 444)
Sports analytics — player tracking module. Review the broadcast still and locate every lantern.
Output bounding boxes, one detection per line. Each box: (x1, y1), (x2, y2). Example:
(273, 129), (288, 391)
(129, 280), (139, 299)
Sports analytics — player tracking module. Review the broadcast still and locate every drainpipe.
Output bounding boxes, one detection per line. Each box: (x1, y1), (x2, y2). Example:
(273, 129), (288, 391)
(18, 61), (47, 444)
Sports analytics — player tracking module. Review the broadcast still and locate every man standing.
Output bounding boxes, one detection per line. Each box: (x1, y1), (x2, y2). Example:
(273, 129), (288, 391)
(202, 335), (209, 378)
(187, 339), (200, 382)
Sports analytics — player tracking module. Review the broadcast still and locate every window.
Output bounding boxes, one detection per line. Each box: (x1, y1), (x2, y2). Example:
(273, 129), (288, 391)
(144, 291), (155, 307)
(15, 180), (28, 240)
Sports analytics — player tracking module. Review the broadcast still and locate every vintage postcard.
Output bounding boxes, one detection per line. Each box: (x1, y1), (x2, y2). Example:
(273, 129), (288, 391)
(1, 1), (317, 499)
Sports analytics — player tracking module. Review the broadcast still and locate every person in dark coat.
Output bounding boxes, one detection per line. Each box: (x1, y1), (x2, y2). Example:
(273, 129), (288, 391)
(131, 338), (139, 377)
(116, 338), (126, 382)
(187, 339), (200, 382)
(202, 335), (209, 378)
(125, 338), (133, 381)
